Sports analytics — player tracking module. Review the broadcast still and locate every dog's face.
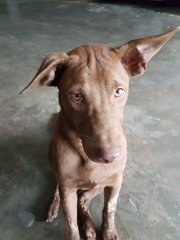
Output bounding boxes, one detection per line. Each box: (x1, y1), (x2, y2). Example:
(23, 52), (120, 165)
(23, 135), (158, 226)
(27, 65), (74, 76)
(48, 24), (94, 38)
(58, 45), (129, 163)
(20, 27), (179, 164)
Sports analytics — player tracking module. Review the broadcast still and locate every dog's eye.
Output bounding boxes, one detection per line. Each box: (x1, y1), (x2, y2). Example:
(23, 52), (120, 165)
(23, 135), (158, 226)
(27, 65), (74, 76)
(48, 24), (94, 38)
(71, 92), (84, 102)
(115, 87), (125, 98)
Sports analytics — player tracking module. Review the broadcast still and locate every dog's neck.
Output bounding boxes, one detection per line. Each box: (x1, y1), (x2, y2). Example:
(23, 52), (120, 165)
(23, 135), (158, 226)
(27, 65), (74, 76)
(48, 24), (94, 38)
(56, 112), (92, 164)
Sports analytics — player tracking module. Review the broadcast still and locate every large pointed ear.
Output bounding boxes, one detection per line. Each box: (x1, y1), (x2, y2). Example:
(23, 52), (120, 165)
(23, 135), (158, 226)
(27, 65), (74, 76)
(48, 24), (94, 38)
(113, 27), (180, 77)
(20, 52), (70, 94)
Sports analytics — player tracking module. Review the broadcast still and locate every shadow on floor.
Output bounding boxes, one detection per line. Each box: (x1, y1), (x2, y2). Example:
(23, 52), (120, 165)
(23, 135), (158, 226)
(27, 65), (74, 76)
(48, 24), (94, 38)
(0, 114), (57, 222)
(94, 0), (180, 15)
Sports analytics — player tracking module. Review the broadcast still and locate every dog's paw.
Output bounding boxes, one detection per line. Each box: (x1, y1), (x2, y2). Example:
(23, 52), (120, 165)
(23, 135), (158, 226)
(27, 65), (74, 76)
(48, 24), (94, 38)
(46, 204), (59, 222)
(79, 215), (96, 240)
(79, 193), (90, 212)
(46, 194), (60, 222)
(85, 225), (96, 240)
(102, 229), (119, 240)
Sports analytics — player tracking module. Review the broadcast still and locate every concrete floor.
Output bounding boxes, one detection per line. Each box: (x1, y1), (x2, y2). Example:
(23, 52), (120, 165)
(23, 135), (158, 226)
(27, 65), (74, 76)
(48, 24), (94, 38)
(0, 1), (180, 239)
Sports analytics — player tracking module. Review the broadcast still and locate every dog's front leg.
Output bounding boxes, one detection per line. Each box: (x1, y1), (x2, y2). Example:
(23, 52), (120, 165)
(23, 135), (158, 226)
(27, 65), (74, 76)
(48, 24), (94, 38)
(102, 182), (122, 240)
(60, 188), (80, 240)
(78, 186), (102, 240)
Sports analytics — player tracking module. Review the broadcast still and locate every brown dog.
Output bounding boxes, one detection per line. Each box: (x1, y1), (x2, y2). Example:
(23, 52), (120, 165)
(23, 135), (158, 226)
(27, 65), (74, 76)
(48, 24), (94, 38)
(21, 27), (179, 240)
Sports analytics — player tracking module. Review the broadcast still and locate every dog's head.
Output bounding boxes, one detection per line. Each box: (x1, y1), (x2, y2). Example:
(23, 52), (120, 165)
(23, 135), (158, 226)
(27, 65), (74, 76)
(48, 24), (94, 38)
(21, 27), (179, 164)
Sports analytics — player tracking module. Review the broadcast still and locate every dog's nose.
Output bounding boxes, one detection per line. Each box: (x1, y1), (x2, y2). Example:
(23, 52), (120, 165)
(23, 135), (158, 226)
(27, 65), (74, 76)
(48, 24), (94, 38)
(94, 146), (121, 163)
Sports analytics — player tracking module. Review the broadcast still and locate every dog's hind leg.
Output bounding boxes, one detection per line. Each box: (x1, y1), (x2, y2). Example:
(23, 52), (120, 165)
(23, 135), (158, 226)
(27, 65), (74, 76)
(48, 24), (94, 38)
(46, 184), (60, 222)
(78, 186), (102, 240)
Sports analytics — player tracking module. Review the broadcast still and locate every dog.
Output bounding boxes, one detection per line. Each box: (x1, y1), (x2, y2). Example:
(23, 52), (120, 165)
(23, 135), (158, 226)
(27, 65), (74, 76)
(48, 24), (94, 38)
(21, 27), (179, 240)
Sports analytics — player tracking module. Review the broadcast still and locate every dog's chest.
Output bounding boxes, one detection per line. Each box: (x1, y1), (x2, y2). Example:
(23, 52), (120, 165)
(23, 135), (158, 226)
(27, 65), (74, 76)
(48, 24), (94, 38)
(73, 160), (125, 189)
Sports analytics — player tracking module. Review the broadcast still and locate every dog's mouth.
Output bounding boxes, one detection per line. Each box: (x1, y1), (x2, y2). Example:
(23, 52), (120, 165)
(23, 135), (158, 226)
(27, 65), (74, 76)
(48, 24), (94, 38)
(84, 148), (123, 164)
(91, 156), (121, 164)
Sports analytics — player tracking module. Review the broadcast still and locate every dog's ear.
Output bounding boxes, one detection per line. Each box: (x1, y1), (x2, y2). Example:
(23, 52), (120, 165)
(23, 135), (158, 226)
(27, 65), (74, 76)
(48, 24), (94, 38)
(20, 52), (69, 94)
(113, 27), (179, 77)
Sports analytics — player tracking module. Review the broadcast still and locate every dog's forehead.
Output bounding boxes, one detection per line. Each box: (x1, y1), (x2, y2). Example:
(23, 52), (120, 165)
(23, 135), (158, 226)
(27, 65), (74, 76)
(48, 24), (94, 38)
(68, 44), (129, 84)
(69, 44), (117, 68)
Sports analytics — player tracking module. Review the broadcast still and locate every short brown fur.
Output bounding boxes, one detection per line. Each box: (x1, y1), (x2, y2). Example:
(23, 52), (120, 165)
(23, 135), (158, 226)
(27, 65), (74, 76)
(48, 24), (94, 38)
(21, 27), (179, 240)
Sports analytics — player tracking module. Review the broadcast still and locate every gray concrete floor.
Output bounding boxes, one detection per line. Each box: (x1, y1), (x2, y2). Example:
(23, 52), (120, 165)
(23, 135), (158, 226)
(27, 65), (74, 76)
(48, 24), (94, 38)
(0, 1), (180, 239)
